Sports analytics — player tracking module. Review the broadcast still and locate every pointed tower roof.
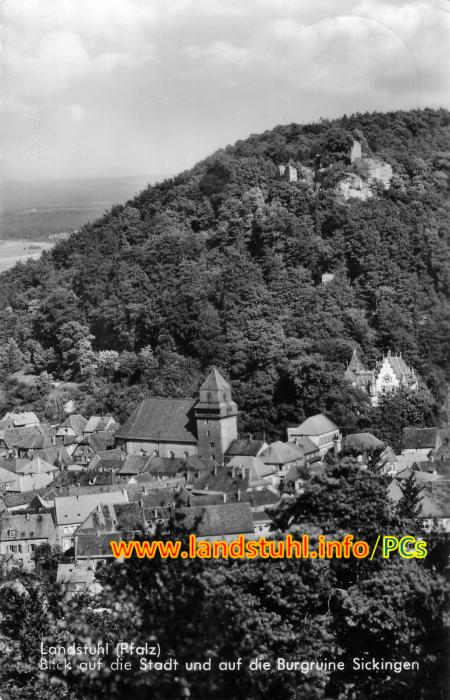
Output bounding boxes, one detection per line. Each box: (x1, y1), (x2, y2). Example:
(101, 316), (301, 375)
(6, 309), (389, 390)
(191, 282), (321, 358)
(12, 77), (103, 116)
(199, 367), (230, 393)
(347, 349), (365, 373)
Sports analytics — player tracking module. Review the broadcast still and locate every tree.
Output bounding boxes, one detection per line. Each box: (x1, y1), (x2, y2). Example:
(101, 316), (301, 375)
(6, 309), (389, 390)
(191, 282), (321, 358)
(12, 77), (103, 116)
(396, 471), (424, 521)
(56, 321), (96, 378)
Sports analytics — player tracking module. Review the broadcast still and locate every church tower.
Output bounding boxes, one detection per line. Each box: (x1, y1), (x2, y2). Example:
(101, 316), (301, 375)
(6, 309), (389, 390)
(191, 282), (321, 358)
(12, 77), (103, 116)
(195, 368), (238, 465)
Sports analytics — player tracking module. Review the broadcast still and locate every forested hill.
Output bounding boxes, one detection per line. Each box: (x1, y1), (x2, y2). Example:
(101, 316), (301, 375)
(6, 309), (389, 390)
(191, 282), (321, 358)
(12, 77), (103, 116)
(1, 108), (450, 441)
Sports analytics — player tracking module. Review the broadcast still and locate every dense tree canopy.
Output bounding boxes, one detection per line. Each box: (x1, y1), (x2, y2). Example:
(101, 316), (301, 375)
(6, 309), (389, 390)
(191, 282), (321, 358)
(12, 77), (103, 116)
(0, 108), (449, 437)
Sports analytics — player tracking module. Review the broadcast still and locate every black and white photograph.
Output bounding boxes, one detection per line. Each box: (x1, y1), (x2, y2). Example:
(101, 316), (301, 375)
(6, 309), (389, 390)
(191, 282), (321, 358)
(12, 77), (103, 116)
(0, 1), (449, 698)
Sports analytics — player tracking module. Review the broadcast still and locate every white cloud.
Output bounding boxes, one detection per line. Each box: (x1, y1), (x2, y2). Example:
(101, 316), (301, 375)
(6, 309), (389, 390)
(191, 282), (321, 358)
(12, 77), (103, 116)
(1, 0), (449, 181)
(185, 41), (251, 64)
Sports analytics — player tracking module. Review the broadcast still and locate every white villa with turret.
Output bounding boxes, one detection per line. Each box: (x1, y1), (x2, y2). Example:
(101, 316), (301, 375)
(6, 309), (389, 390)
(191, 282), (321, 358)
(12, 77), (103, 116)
(344, 350), (418, 406)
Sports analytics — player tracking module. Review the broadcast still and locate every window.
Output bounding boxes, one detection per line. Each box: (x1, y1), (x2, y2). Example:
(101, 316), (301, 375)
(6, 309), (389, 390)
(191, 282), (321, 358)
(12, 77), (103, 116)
(7, 529), (15, 539)
(209, 442), (215, 448)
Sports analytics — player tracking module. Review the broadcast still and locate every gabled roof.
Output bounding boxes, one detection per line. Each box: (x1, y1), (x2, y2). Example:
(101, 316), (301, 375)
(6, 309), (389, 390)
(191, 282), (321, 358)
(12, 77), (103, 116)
(260, 441), (304, 465)
(345, 433), (384, 451)
(58, 414), (87, 435)
(115, 398), (198, 443)
(199, 367), (230, 392)
(54, 490), (129, 525)
(189, 465), (250, 493)
(84, 416), (118, 433)
(17, 457), (59, 475)
(7, 473), (54, 492)
(228, 455), (276, 480)
(384, 353), (415, 381)
(76, 532), (122, 558)
(226, 438), (266, 457)
(295, 414), (338, 436)
(88, 448), (125, 471)
(172, 503), (254, 537)
(77, 502), (146, 534)
(0, 466), (16, 484)
(118, 455), (152, 475)
(0, 431), (14, 449)
(395, 468), (439, 482)
(4, 427), (52, 450)
(1, 412), (40, 428)
(35, 445), (73, 468)
(290, 436), (319, 455)
(0, 458), (27, 474)
(75, 433), (112, 453)
(403, 427), (439, 450)
(147, 456), (188, 476)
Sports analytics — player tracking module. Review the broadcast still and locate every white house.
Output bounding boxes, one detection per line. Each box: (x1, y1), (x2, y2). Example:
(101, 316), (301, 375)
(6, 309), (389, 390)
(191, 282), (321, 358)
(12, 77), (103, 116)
(287, 414), (341, 458)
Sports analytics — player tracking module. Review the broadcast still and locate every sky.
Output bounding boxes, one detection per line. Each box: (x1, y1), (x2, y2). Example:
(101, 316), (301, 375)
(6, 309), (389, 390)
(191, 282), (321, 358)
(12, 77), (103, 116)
(2, 0), (450, 183)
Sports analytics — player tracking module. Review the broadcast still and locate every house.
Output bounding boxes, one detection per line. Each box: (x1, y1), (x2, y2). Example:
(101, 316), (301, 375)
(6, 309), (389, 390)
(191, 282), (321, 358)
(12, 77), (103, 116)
(1, 426), (54, 459)
(56, 414), (87, 440)
(286, 435), (320, 464)
(84, 415), (119, 435)
(170, 502), (255, 542)
(53, 490), (129, 551)
(5, 473), (55, 493)
(0, 431), (15, 458)
(72, 434), (114, 466)
(116, 368), (238, 465)
(287, 414), (341, 458)
(76, 502), (146, 535)
(344, 349), (418, 406)
(227, 456), (277, 489)
(343, 433), (385, 464)
(402, 427), (442, 453)
(224, 436), (267, 464)
(0, 512), (57, 568)
(118, 454), (153, 476)
(252, 510), (274, 536)
(75, 532), (124, 565)
(87, 448), (125, 472)
(388, 479), (450, 532)
(34, 445), (73, 468)
(0, 412), (40, 430)
(128, 474), (186, 490)
(0, 466), (18, 489)
(259, 442), (305, 486)
(56, 562), (100, 595)
(16, 457), (59, 476)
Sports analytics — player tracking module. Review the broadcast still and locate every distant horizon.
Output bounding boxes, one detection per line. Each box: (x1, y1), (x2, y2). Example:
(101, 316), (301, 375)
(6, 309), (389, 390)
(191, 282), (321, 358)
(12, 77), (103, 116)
(3, 0), (449, 182)
(3, 102), (448, 189)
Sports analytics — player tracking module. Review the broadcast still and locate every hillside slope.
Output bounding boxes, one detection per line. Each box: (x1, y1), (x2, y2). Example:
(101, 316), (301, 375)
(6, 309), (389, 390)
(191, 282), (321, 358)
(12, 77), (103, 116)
(0, 108), (449, 440)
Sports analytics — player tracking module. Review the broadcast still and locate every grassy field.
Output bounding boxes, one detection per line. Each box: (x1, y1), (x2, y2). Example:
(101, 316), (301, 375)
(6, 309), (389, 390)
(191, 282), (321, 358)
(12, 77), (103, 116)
(0, 239), (54, 272)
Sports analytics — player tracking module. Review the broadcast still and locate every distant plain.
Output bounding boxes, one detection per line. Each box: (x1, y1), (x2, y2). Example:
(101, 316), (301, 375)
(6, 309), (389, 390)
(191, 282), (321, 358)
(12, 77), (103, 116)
(0, 174), (166, 272)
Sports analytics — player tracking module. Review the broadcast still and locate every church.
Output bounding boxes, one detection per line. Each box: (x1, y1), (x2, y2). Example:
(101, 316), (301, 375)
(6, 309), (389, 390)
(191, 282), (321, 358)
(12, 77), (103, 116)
(115, 368), (238, 465)
(344, 350), (418, 406)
